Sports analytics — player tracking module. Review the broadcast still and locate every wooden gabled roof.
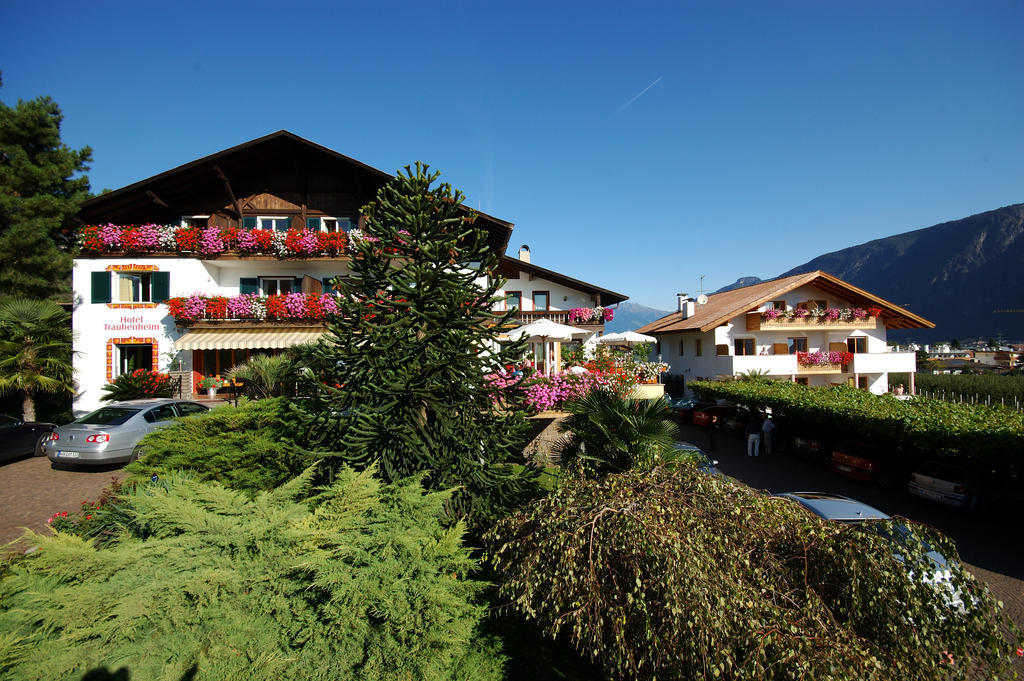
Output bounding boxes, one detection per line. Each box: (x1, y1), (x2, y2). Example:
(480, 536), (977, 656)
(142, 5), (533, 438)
(79, 130), (514, 254)
(637, 270), (935, 334)
(496, 256), (628, 306)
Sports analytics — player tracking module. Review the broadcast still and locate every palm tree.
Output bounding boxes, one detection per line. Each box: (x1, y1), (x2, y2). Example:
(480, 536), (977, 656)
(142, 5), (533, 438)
(555, 389), (679, 478)
(226, 353), (296, 399)
(0, 299), (74, 421)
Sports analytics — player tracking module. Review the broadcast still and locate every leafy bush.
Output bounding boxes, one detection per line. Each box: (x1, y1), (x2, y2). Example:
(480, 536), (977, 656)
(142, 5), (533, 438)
(127, 398), (328, 495)
(0, 468), (504, 681)
(486, 465), (1021, 681)
(226, 352), (297, 398)
(893, 372), (1024, 407)
(689, 379), (1024, 463)
(100, 368), (173, 402)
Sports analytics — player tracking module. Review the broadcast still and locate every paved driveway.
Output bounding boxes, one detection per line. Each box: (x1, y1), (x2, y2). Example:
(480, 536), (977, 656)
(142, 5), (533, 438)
(0, 454), (123, 549)
(681, 422), (1023, 675)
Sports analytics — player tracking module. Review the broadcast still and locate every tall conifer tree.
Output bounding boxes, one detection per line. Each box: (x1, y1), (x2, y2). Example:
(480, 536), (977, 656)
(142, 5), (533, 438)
(303, 163), (536, 525)
(0, 75), (92, 301)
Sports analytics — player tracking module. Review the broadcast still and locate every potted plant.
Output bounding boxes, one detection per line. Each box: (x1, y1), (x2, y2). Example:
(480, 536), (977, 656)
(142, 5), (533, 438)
(197, 376), (227, 398)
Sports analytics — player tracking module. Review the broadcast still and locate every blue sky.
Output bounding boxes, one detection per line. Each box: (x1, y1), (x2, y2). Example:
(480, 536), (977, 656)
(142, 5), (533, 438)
(3, 1), (1021, 310)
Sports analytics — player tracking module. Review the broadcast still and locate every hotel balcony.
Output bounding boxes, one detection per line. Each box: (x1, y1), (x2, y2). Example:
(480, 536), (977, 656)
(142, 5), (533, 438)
(745, 312), (880, 333)
(719, 351), (916, 377)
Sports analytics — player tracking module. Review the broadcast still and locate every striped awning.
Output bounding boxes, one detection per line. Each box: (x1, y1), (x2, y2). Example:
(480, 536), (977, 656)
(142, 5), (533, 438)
(173, 327), (324, 351)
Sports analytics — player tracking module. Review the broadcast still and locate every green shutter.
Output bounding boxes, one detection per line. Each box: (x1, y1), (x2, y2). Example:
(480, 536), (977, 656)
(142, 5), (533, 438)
(239, 277), (258, 295)
(151, 271), (170, 303)
(306, 217), (320, 230)
(91, 271), (111, 304)
(293, 277), (303, 291)
(322, 276), (336, 292)
(242, 217), (257, 229)
(281, 218), (292, 231)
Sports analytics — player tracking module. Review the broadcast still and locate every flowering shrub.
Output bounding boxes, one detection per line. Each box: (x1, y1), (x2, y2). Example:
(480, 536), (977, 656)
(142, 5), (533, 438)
(796, 350), (853, 367)
(763, 308), (783, 320)
(198, 376), (230, 390)
(635, 361), (669, 383)
(165, 293), (340, 323)
(100, 369), (174, 402)
(567, 306), (614, 324)
(78, 224), (351, 259)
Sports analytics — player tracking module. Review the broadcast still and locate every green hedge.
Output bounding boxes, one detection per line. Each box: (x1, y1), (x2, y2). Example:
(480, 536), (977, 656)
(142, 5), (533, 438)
(689, 379), (1024, 463)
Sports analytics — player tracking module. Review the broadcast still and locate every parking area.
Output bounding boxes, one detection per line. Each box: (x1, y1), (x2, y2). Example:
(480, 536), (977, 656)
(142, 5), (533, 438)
(680, 421), (1023, 674)
(0, 454), (123, 548)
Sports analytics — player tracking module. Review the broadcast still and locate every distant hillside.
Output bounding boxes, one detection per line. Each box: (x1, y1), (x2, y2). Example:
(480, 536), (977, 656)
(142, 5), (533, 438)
(606, 301), (671, 333)
(780, 203), (1024, 342)
(714, 276), (763, 294)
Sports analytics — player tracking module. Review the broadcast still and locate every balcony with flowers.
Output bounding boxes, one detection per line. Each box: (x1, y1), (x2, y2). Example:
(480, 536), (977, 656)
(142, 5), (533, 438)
(78, 223), (353, 259)
(510, 305), (613, 329)
(745, 306), (883, 332)
(795, 350), (854, 374)
(165, 292), (341, 325)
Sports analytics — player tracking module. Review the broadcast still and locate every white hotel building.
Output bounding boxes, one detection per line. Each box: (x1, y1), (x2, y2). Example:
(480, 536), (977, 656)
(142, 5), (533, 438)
(72, 131), (626, 414)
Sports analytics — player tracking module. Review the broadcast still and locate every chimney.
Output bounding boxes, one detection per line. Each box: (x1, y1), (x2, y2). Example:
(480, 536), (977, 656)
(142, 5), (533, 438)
(677, 293), (695, 319)
(518, 244), (531, 263)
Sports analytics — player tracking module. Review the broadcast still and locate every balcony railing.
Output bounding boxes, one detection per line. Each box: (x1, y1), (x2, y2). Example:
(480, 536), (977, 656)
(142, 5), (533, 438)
(504, 309), (606, 330)
(745, 312), (880, 332)
(720, 351), (917, 377)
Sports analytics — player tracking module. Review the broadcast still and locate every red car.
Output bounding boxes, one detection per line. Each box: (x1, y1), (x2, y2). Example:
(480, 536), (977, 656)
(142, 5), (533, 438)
(692, 405), (736, 429)
(829, 441), (899, 488)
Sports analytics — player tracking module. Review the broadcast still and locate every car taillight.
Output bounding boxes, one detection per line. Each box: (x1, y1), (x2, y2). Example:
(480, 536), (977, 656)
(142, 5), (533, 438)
(953, 485), (966, 495)
(85, 434), (110, 443)
(910, 473), (918, 483)
(49, 432), (59, 441)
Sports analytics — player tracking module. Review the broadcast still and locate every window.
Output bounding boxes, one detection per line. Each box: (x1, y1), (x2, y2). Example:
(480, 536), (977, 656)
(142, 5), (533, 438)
(812, 299), (827, 310)
(309, 217), (357, 233)
(176, 402), (208, 417)
(795, 377), (809, 386)
(181, 215), (209, 229)
(116, 272), (152, 303)
(678, 339), (685, 356)
(788, 337), (808, 354)
(532, 291), (550, 311)
(858, 376), (869, 390)
(260, 277), (296, 296)
(115, 343), (153, 377)
(144, 405), (177, 423)
(246, 216), (292, 231)
(695, 339), (703, 357)
(505, 291), (522, 311)
(772, 300), (786, 310)
(847, 337), (867, 354)
(734, 338), (755, 356)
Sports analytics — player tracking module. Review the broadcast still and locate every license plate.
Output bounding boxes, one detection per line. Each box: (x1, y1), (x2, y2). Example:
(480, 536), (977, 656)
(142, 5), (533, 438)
(56, 451), (80, 458)
(919, 488), (941, 500)
(835, 464), (852, 472)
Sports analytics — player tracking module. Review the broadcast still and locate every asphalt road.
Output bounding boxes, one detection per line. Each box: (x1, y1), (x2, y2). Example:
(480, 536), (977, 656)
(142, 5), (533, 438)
(680, 421), (1024, 675)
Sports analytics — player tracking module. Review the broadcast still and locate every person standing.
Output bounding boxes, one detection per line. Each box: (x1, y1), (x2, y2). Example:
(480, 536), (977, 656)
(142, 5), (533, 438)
(746, 411), (763, 457)
(762, 415), (776, 456)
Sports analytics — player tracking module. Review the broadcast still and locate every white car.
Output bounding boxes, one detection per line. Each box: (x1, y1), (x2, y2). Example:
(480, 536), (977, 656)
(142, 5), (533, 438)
(42, 399), (208, 466)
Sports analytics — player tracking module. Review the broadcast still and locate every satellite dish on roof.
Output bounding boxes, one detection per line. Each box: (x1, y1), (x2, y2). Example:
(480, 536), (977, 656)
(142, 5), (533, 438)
(697, 294), (708, 305)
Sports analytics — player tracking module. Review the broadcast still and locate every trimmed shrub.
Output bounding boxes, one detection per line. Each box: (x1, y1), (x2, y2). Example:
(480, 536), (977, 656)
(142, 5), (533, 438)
(0, 468), (504, 681)
(127, 397), (328, 495)
(486, 465), (1021, 681)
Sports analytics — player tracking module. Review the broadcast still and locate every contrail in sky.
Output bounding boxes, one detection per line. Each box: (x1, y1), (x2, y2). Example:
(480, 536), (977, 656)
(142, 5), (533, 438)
(608, 76), (663, 119)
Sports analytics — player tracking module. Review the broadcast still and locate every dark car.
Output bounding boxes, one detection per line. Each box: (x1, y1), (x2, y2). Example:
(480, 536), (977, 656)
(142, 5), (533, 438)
(720, 407), (754, 436)
(0, 414), (56, 463)
(830, 440), (904, 488)
(789, 429), (835, 461)
(692, 405), (736, 429)
(668, 398), (713, 424)
(669, 442), (723, 476)
(42, 399), (209, 466)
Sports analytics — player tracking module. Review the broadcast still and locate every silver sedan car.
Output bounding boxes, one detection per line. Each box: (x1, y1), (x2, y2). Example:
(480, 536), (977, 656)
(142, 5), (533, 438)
(42, 399), (208, 466)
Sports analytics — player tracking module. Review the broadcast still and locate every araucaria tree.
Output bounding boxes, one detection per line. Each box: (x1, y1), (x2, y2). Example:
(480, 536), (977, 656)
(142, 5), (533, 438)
(303, 163), (535, 524)
(0, 75), (92, 302)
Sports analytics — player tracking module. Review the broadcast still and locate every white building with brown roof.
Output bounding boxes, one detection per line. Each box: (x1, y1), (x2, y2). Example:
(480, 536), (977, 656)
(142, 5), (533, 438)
(636, 271), (934, 395)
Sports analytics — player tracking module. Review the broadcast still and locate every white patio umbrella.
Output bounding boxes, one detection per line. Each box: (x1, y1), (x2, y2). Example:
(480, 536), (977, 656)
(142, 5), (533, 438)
(597, 330), (657, 347)
(506, 317), (591, 374)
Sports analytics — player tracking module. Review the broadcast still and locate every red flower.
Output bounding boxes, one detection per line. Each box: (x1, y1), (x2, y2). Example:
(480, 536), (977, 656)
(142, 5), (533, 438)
(174, 227), (201, 251)
(265, 295), (287, 320)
